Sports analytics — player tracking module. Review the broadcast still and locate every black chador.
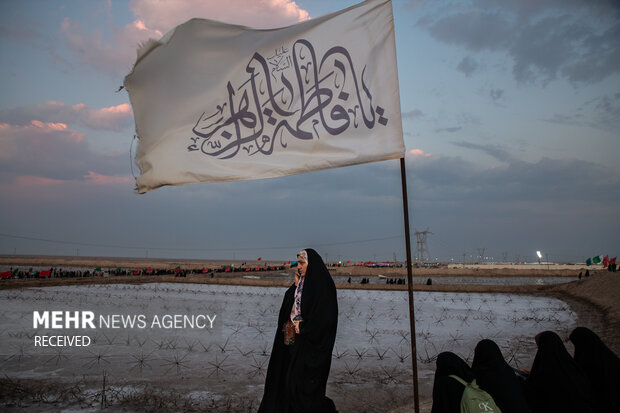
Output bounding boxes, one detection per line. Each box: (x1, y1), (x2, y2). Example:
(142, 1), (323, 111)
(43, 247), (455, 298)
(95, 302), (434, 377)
(431, 351), (474, 413)
(472, 339), (531, 413)
(525, 331), (593, 413)
(258, 248), (338, 413)
(570, 327), (620, 412)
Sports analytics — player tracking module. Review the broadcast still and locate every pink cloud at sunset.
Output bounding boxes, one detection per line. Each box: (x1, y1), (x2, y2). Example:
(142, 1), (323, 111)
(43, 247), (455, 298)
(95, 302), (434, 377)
(82, 103), (132, 130)
(84, 171), (132, 185)
(60, 0), (309, 76)
(9, 172), (131, 191)
(0, 121), (127, 185)
(0, 121), (84, 166)
(0, 101), (132, 132)
(408, 148), (432, 157)
(0, 121), (85, 149)
(0, 175), (70, 203)
(2, 173), (131, 204)
(29, 120), (68, 132)
(60, 17), (162, 77)
(13, 175), (67, 187)
(129, 0), (310, 33)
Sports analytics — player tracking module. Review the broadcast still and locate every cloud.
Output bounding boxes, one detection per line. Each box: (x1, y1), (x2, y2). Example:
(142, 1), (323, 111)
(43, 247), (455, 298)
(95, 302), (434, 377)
(542, 113), (583, 127)
(457, 56), (479, 77)
(1, 137), (617, 261)
(587, 93), (620, 132)
(129, 0), (309, 33)
(509, 15), (576, 84)
(405, 152), (619, 204)
(84, 171), (133, 185)
(402, 109), (424, 119)
(60, 17), (163, 77)
(408, 148), (432, 157)
(451, 140), (514, 163)
(542, 92), (620, 133)
(427, 11), (513, 52)
(0, 121), (128, 183)
(418, 0), (620, 85)
(57, 0), (310, 76)
(489, 87), (504, 101)
(0, 19), (74, 71)
(1, 172), (132, 204)
(0, 101), (133, 132)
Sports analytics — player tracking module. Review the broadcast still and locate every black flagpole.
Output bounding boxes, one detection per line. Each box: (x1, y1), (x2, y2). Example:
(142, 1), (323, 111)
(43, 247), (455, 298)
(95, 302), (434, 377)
(400, 156), (420, 412)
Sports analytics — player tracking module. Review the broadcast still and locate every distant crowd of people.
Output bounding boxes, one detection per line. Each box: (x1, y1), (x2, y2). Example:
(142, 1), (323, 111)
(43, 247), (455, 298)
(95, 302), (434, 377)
(386, 277), (406, 285)
(1, 267), (95, 279)
(431, 327), (619, 413)
(0, 264), (286, 279)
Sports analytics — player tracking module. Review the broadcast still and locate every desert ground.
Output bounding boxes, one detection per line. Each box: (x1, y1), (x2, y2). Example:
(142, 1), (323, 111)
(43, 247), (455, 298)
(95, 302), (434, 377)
(0, 256), (617, 413)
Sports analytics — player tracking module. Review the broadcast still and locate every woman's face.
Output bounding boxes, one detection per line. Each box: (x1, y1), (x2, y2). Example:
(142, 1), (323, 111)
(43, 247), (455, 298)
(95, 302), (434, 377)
(297, 259), (308, 277)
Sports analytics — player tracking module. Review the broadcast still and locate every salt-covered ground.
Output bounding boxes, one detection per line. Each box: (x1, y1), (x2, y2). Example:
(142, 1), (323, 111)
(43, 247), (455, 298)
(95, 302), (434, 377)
(329, 275), (571, 285)
(0, 283), (592, 412)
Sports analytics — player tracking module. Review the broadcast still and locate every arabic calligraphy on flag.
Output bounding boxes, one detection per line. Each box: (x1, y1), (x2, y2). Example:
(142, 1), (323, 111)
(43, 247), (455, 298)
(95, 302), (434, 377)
(124, 0), (404, 193)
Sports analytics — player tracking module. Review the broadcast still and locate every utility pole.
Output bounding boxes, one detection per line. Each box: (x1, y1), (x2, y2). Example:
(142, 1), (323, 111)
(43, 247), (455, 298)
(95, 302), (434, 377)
(477, 248), (486, 264)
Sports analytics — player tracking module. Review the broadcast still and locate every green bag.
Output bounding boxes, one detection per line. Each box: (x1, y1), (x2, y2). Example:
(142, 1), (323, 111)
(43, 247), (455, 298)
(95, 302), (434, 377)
(449, 375), (502, 413)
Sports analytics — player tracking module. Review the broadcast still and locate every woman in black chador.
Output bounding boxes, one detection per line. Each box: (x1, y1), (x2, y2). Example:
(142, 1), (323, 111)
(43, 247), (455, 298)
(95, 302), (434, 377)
(471, 339), (531, 413)
(569, 327), (620, 412)
(524, 331), (593, 413)
(258, 248), (338, 413)
(431, 351), (474, 413)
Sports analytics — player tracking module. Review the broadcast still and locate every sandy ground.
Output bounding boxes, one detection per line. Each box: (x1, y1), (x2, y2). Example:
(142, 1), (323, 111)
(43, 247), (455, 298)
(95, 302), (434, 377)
(0, 257), (617, 413)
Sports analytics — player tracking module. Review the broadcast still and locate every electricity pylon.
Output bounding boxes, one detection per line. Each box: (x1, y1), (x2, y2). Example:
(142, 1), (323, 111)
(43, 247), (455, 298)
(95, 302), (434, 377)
(414, 229), (432, 263)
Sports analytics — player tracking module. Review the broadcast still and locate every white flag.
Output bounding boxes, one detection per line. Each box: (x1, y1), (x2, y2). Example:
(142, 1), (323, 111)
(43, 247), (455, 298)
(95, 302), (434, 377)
(124, 0), (404, 194)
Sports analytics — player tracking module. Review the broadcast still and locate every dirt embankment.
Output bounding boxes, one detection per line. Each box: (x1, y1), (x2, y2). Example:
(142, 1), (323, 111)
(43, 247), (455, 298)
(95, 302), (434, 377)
(330, 266), (583, 278)
(0, 255), (253, 270)
(546, 271), (620, 353)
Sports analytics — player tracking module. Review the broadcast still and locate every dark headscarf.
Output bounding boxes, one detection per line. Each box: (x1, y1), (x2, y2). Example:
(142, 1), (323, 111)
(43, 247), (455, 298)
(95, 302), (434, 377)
(258, 248), (338, 413)
(431, 352), (474, 413)
(569, 327), (620, 412)
(525, 331), (593, 413)
(472, 339), (531, 413)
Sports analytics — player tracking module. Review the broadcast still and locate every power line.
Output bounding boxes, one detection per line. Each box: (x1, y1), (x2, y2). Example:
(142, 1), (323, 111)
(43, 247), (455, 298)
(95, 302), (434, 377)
(0, 232), (402, 253)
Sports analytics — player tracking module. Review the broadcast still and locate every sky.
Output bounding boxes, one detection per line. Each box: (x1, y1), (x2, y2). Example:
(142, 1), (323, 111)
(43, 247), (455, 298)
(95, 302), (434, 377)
(0, 0), (618, 264)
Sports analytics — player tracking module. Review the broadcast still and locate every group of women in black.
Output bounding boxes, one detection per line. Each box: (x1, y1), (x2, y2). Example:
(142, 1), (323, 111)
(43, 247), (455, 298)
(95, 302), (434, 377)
(255, 248), (619, 413)
(432, 328), (620, 413)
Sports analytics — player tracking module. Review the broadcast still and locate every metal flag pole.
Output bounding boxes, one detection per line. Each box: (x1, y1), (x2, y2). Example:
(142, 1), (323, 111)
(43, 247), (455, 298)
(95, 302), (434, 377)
(399, 156), (420, 412)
